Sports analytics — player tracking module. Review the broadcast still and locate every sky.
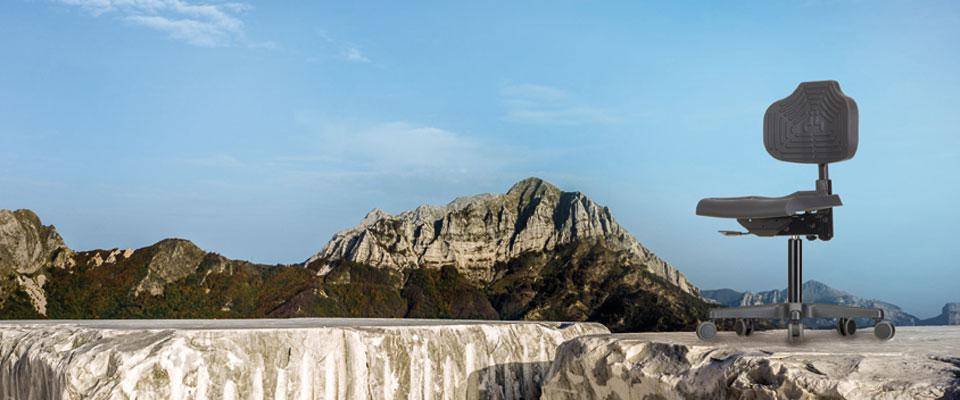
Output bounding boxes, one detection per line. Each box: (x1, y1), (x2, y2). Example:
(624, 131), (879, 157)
(1, 1), (958, 318)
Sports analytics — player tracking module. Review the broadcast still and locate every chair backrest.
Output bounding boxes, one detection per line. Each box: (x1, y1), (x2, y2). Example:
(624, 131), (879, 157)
(763, 81), (858, 164)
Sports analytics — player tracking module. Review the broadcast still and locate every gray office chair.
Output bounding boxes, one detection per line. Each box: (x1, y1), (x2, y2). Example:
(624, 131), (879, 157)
(694, 81), (895, 343)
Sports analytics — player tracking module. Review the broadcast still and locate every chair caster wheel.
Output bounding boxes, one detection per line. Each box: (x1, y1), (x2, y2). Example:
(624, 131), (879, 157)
(697, 321), (717, 340)
(787, 321), (803, 343)
(837, 318), (857, 336)
(734, 319), (754, 337)
(874, 320), (895, 340)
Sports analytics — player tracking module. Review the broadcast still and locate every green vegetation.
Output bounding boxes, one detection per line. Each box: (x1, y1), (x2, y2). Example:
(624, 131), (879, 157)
(403, 265), (498, 319)
(40, 249), (317, 319)
(319, 262), (407, 317)
(0, 284), (43, 319)
(487, 239), (709, 332)
(1, 241), (709, 333)
(45, 249), (151, 318)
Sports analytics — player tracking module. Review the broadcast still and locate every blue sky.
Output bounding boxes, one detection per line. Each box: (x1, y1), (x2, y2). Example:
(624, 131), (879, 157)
(1, 1), (958, 317)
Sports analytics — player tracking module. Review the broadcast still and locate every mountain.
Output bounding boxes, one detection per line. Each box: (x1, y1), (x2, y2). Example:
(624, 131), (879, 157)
(0, 209), (488, 320)
(0, 209), (315, 319)
(702, 280), (921, 327)
(920, 303), (960, 325)
(0, 178), (708, 332)
(307, 177), (697, 295)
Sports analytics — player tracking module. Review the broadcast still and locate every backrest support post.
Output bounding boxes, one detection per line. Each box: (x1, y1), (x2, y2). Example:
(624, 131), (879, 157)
(816, 163), (832, 194)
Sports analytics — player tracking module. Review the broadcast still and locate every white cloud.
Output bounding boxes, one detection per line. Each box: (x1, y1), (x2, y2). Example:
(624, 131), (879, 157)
(501, 83), (619, 125)
(341, 47), (370, 63)
(57, 0), (250, 47)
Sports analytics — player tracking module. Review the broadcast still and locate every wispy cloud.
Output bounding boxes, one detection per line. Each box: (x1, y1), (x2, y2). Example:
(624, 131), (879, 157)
(57, 0), (251, 47)
(500, 83), (619, 125)
(172, 119), (532, 192)
(283, 121), (507, 175)
(315, 30), (371, 64)
(341, 47), (370, 63)
(180, 153), (244, 168)
(250, 117), (551, 198)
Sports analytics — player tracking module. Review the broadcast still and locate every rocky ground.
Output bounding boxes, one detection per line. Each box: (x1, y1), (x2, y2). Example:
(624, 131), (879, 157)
(0, 318), (608, 400)
(542, 326), (960, 400)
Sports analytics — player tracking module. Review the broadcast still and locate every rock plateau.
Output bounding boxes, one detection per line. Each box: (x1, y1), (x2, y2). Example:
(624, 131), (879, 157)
(0, 319), (608, 400)
(542, 326), (960, 399)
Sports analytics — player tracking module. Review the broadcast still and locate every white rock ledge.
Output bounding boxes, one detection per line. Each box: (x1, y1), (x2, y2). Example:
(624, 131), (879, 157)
(0, 318), (608, 400)
(542, 326), (960, 400)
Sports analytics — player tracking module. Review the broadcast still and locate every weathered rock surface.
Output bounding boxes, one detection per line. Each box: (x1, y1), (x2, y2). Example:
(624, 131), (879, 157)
(542, 326), (960, 399)
(132, 239), (206, 296)
(307, 177), (696, 295)
(702, 280), (921, 328)
(922, 303), (960, 326)
(0, 318), (607, 400)
(0, 209), (72, 315)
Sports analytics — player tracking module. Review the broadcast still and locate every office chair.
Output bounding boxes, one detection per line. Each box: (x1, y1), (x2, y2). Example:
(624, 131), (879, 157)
(694, 81), (895, 343)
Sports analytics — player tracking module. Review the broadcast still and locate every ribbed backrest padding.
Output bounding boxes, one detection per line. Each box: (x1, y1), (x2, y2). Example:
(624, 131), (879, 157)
(763, 81), (858, 164)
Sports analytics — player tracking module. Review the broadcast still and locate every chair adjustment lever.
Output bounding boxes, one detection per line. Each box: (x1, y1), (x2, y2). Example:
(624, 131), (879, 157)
(719, 230), (750, 237)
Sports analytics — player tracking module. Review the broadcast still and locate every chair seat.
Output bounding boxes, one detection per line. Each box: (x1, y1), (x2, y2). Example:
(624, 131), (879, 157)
(696, 191), (841, 219)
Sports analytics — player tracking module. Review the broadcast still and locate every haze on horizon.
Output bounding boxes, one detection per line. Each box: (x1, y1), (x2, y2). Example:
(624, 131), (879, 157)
(1, 1), (958, 318)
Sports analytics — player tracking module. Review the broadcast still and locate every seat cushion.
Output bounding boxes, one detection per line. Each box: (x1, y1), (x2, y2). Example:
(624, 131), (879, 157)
(696, 191), (841, 219)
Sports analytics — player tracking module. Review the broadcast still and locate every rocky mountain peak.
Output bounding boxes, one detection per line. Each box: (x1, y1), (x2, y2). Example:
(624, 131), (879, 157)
(134, 238), (206, 296)
(0, 209), (72, 315)
(0, 209), (68, 275)
(506, 177), (561, 199)
(359, 208), (390, 228)
(306, 178), (697, 294)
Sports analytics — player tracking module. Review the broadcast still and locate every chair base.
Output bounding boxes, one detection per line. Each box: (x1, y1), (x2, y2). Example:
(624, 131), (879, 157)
(708, 302), (884, 320)
(698, 302), (895, 343)
(695, 237), (895, 343)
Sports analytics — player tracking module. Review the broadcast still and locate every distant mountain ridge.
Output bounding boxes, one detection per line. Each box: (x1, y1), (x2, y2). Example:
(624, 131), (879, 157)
(920, 303), (960, 325)
(702, 280), (957, 327)
(0, 178), (708, 332)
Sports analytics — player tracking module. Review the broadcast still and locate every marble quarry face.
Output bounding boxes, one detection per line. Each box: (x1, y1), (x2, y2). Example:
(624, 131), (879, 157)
(0, 319), (607, 400)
